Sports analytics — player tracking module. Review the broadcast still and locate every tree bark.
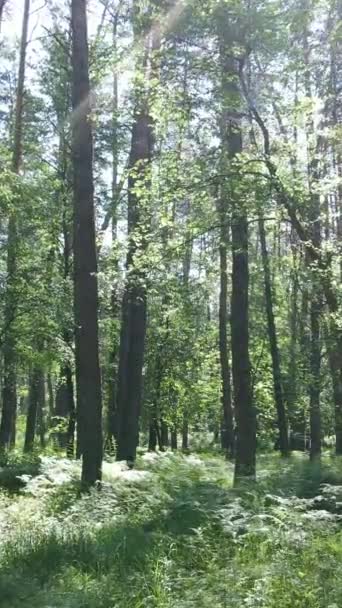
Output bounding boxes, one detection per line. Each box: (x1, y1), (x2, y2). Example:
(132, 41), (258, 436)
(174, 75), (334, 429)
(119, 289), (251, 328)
(171, 429), (178, 450)
(182, 415), (189, 451)
(24, 367), (45, 453)
(218, 39), (255, 482)
(218, 216), (234, 457)
(161, 420), (169, 448)
(259, 217), (289, 456)
(71, 0), (102, 484)
(106, 11), (120, 447)
(116, 14), (160, 463)
(0, 0), (30, 450)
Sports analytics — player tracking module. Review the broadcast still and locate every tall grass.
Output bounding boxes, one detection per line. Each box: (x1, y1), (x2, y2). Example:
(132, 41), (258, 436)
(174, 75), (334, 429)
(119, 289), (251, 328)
(1, 451), (342, 607)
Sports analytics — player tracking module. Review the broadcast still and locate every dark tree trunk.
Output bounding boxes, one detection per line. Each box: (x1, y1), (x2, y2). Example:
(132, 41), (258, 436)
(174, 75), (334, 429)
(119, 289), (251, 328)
(218, 224), (234, 457)
(148, 420), (157, 452)
(216, 15), (256, 482)
(287, 246), (299, 433)
(47, 374), (54, 420)
(220, 47), (255, 481)
(259, 217), (289, 456)
(182, 415), (189, 451)
(36, 371), (46, 449)
(231, 203), (255, 482)
(71, 0), (102, 484)
(302, 14), (323, 460)
(106, 12), (120, 447)
(171, 429), (177, 450)
(309, 292), (321, 460)
(161, 420), (169, 448)
(116, 19), (160, 463)
(0, 0), (30, 450)
(24, 367), (44, 453)
(55, 364), (75, 455)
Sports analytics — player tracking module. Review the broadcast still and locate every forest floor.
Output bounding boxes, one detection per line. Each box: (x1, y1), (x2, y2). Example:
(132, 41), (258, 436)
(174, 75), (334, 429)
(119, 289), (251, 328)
(1, 450), (342, 608)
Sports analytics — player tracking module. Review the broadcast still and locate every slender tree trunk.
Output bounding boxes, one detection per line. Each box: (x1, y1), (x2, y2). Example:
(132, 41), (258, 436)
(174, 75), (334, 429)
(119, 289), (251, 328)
(171, 429), (177, 450)
(302, 16), (323, 460)
(219, 41), (255, 482)
(287, 246), (299, 443)
(309, 292), (321, 459)
(37, 371), (46, 448)
(182, 415), (189, 451)
(71, 0), (102, 484)
(218, 220), (234, 457)
(47, 373), (54, 421)
(148, 422), (157, 452)
(106, 11), (120, 447)
(0, 0), (30, 450)
(116, 17), (160, 463)
(24, 367), (44, 453)
(259, 217), (289, 456)
(161, 420), (169, 448)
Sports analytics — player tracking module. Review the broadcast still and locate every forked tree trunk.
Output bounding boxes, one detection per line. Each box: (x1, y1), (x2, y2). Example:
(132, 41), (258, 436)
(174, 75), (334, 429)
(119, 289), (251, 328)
(0, 0), (30, 450)
(258, 217), (289, 456)
(71, 0), (102, 484)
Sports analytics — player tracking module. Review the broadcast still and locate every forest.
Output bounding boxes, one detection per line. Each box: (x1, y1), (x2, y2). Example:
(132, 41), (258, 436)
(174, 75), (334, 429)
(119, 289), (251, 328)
(0, 0), (341, 606)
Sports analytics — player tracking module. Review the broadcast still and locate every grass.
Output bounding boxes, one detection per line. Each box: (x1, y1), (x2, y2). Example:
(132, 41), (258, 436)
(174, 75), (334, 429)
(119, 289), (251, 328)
(0, 451), (342, 607)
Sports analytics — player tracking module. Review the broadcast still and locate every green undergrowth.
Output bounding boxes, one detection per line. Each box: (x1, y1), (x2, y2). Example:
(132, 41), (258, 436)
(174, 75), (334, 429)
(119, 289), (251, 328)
(1, 451), (342, 607)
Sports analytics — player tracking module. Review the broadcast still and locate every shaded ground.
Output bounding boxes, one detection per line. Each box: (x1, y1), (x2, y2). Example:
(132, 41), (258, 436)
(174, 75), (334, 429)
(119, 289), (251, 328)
(1, 451), (342, 607)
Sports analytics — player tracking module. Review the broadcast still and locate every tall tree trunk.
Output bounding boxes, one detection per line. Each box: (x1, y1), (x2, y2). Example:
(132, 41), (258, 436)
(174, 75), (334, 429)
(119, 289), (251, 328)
(106, 11), (120, 447)
(36, 370), (46, 448)
(47, 373), (54, 421)
(218, 212), (234, 457)
(116, 15), (160, 463)
(161, 420), (169, 448)
(287, 246), (299, 442)
(259, 217), (289, 456)
(218, 31), (255, 481)
(171, 429), (177, 450)
(182, 416), (189, 451)
(0, 0), (30, 450)
(302, 12), (323, 460)
(24, 367), (44, 453)
(71, 0), (102, 484)
(309, 292), (321, 459)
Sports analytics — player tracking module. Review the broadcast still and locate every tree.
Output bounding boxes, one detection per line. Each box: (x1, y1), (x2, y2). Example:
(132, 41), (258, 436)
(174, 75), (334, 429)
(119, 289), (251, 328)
(258, 216), (289, 456)
(216, 7), (256, 482)
(71, 0), (102, 484)
(0, 0), (30, 450)
(116, 2), (161, 463)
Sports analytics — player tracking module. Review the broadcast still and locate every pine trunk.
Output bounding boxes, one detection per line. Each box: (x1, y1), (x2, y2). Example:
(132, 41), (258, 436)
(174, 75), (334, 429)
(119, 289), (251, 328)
(259, 217), (289, 456)
(218, 234), (234, 457)
(71, 0), (102, 484)
(116, 17), (160, 463)
(24, 367), (44, 453)
(0, 0), (30, 450)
